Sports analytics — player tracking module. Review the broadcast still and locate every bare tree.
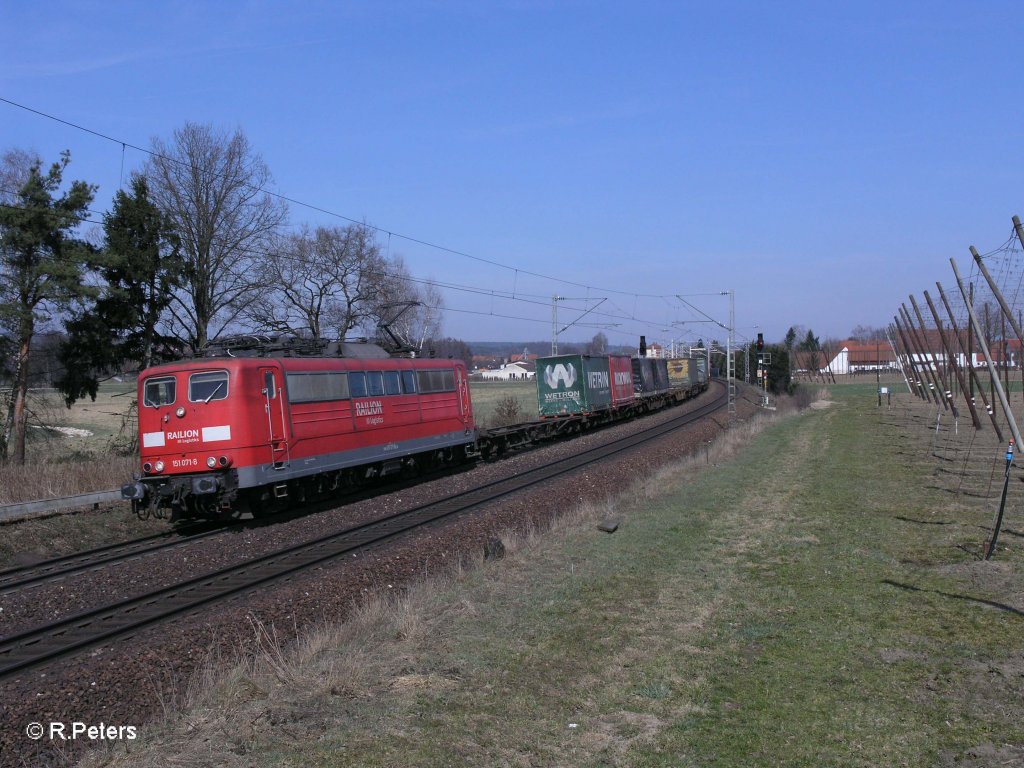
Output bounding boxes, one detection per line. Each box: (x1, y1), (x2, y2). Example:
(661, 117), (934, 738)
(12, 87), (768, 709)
(371, 256), (445, 350)
(243, 226), (338, 339)
(145, 123), (287, 351)
(0, 149), (37, 206)
(584, 332), (609, 355)
(244, 222), (393, 341)
(850, 324), (887, 342)
(313, 223), (391, 338)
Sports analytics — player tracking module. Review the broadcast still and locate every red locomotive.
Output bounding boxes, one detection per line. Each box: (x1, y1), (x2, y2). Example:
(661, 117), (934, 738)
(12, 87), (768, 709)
(121, 344), (476, 521)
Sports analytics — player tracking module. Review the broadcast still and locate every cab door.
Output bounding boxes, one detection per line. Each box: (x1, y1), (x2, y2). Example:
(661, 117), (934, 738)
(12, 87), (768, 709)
(260, 366), (290, 468)
(456, 366), (472, 425)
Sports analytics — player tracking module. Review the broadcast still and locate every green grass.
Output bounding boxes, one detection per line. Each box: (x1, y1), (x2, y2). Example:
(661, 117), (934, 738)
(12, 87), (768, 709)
(469, 378), (538, 426)
(88, 389), (1024, 768)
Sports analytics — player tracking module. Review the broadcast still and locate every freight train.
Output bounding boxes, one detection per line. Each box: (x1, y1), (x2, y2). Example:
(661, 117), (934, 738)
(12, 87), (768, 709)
(121, 339), (708, 521)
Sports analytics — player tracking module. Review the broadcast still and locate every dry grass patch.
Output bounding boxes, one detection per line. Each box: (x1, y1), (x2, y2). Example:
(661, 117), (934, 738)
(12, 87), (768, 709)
(0, 453), (137, 505)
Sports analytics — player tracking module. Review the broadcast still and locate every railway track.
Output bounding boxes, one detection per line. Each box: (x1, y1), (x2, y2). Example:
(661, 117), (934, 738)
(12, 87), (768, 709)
(0, 455), (500, 596)
(0, 522), (224, 594)
(0, 382), (726, 681)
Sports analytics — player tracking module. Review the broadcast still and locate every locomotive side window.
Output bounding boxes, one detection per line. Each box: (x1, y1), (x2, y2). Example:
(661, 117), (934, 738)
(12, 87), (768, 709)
(263, 371), (276, 399)
(417, 368), (456, 393)
(401, 370), (417, 394)
(384, 371), (401, 395)
(366, 371), (385, 397)
(348, 371), (367, 398)
(143, 376), (176, 407)
(286, 372), (349, 403)
(189, 371), (229, 403)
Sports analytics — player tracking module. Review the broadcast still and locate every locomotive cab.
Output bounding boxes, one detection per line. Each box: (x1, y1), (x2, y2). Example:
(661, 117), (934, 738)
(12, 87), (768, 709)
(123, 361), (284, 520)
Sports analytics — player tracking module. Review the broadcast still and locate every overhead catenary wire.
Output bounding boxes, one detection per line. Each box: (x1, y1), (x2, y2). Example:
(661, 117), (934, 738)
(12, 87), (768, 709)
(0, 197), (698, 344)
(0, 99), (727, 344)
(0, 96), (707, 304)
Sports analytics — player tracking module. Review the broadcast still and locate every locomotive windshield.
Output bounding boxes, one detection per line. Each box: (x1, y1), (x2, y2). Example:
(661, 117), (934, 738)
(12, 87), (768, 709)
(189, 371), (229, 403)
(143, 376), (176, 407)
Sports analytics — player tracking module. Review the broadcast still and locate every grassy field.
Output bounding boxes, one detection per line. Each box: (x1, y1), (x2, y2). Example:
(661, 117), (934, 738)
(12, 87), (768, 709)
(0, 384), (138, 504)
(85, 382), (1024, 767)
(468, 378), (538, 427)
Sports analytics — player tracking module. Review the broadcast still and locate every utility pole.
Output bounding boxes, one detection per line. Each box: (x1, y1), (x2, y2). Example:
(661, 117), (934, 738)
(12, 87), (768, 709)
(724, 290), (735, 419)
(551, 295), (562, 355)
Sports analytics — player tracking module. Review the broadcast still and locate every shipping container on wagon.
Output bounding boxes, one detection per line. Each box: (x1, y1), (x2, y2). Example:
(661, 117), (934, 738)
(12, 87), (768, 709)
(667, 357), (697, 389)
(694, 356), (708, 385)
(609, 355), (635, 406)
(536, 354), (612, 417)
(632, 357), (656, 393)
(652, 358), (670, 391)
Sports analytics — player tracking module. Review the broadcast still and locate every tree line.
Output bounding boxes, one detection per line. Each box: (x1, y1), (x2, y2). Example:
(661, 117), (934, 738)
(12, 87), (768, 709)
(0, 123), (446, 464)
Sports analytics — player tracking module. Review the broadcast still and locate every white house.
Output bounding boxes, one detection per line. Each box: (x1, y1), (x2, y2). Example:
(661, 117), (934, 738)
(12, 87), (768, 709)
(480, 361), (535, 381)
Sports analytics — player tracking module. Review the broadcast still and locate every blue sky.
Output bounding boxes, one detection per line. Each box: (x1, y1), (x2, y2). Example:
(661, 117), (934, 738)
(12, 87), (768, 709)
(2, 1), (1021, 349)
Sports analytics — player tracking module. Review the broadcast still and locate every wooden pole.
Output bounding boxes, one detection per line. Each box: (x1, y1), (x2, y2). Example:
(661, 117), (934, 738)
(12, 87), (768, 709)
(1013, 213), (1024, 251)
(910, 294), (956, 416)
(894, 315), (927, 400)
(950, 258), (1023, 447)
(968, 282), (975, 400)
(901, 303), (945, 407)
(970, 243), (1024, 407)
(924, 289), (980, 429)
(888, 324), (914, 394)
(936, 281), (1003, 442)
(999, 309), (1007, 399)
(986, 302), (995, 423)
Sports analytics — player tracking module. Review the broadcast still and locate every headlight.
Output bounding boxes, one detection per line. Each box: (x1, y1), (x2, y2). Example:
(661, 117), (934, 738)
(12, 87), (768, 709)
(207, 456), (217, 468)
(154, 460), (165, 473)
(176, 407), (186, 418)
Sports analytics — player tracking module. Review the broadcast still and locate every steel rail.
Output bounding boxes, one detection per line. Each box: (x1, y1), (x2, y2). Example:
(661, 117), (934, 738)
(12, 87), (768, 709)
(0, 383), (726, 680)
(0, 522), (224, 593)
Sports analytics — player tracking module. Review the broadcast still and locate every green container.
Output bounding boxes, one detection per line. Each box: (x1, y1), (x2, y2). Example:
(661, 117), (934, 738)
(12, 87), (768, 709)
(536, 354), (612, 416)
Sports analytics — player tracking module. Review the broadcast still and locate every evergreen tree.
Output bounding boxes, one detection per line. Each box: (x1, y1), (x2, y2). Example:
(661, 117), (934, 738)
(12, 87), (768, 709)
(56, 175), (184, 406)
(0, 150), (95, 463)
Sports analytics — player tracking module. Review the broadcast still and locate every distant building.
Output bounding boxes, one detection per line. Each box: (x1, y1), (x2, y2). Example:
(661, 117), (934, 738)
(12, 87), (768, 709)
(825, 339), (899, 374)
(479, 361), (536, 381)
(641, 342), (665, 359)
